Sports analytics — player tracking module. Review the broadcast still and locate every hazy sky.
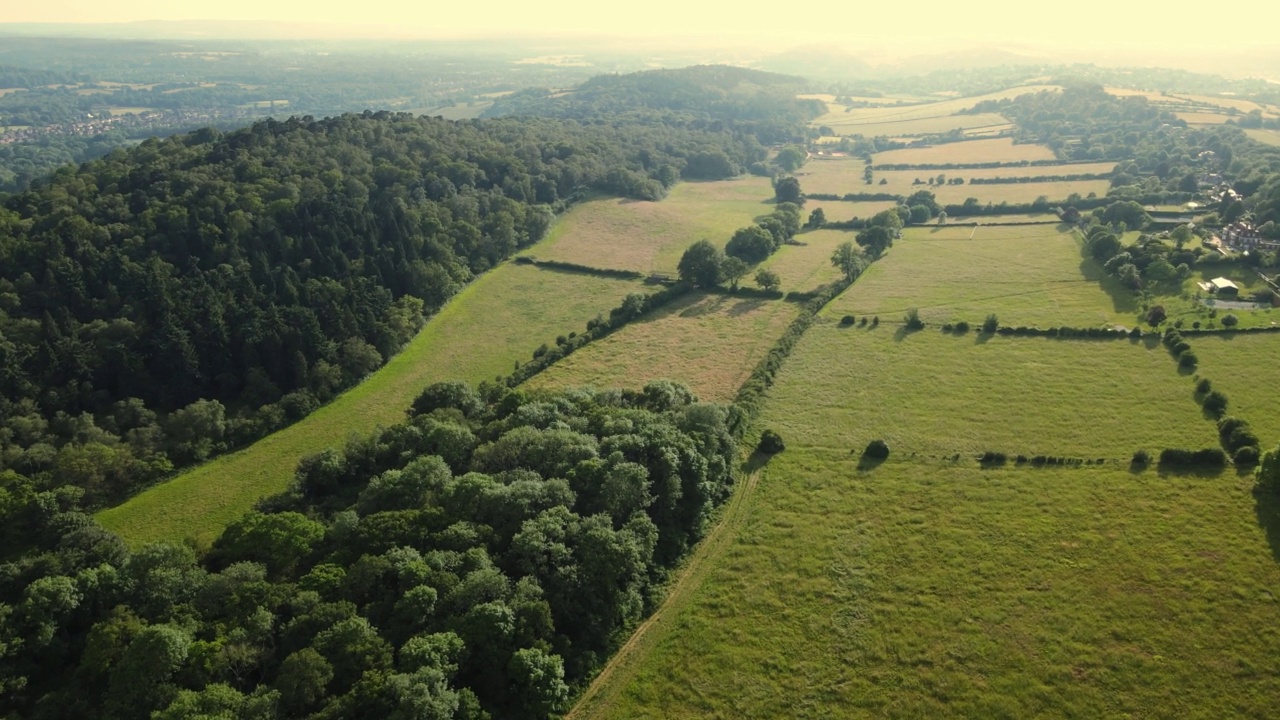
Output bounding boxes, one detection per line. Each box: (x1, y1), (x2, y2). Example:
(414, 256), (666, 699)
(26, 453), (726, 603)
(5, 0), (1275, 50)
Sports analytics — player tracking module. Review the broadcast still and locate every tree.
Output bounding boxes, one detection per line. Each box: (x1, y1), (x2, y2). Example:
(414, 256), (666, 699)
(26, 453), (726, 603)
(677, 240), (724, 288)
(1258, 443), (1280, 494)
(774, 176), (802, 204)
(506, 648), (570, 719)
(1146, 305), (1167, 326)
(774, 146), (807, 172)
(755, 268), (781, 292)
(830, 241), (866, 281)
(937, 211), (947, 226)
(904, 308), (924, 330)
(908, 205), (932, 224)
(982, 314), (999, 334)
(725, 225), (777, 264)
(856, 226), (893, 258)
(721, 257), (750, 290)
(757, 430), (785, 454)
(806, 207), (826, 228)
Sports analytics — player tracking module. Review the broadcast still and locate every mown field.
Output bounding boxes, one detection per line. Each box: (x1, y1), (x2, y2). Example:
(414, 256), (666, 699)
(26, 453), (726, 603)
(764, 324), (1217, 457)
(525, 291), (799, 403)
(534, 176), (774, 273)
(1246, 128), (1280, 147)
(801, 198), (898, 223)
(823, 224), (1135, 328)
(98, 264), (644, 548)
(1190, 332), (1280, 448)
(578, 451), (1280, 719)
(873, 137), (1057, 165)
(812, 86), (1059, 138)
(799, 157), (1112, 204)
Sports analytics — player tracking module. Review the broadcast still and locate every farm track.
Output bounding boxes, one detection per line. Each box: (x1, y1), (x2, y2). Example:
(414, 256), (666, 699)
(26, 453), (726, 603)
(567, 463), (765, 719)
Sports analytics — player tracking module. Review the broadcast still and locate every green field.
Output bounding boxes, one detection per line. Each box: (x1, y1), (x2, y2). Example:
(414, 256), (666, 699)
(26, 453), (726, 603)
(874, 137), (1057, 165)
(97, 264), (643, 548)
(801, 199), (898, 223)
(760, 228), (859, 294)
(824, 224), (1134, 328)
(1190, 333), (1280, 448)
(812, 85), (1059, 138)
(535, 177), (775, 273)
(765, 324), (1217, 457)
(578, 451), (1280, 718)
(800, 157), (1112, 203)
(525, 291), (799, 403)
(1245, 128), (1280, 147)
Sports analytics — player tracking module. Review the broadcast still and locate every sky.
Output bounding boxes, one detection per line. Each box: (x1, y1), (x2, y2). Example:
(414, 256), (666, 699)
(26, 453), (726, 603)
(3, 0), (1277, 51)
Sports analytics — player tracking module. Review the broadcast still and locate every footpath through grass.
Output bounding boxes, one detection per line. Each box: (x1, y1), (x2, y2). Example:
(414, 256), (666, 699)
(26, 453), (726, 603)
(98, 264), (642, 548)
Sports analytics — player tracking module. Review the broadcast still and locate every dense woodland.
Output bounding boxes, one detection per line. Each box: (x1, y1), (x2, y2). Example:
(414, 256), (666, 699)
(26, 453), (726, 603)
(0, 107), (766, 509)
(0, 382), (736, 719)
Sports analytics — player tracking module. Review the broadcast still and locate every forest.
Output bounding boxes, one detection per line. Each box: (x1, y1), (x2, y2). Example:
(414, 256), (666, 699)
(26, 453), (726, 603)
(0, 106), (768, 510)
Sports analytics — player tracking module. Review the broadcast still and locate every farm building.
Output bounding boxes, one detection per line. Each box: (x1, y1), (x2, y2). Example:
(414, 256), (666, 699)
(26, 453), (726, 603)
(1209, 277), (1239, 296)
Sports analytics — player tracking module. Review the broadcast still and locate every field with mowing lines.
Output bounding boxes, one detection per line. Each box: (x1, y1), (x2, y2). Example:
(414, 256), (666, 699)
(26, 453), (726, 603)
(1189, 333), (1280, 448)
(98, 264), (644, 548)
(762, 228), (861, 293)
(873, 137), (1057, 165)
(817, 113), (1011, 138)
(525, 291), (798, 403)
(579, 450), (1280, 718)
(824, 224), (1135, 327)
(765, 325), (1217, 457)
(799, 157), (1113, 203)
(1176, 112), (1230, 125)
(814, 85), (1058, 125)
(535, 177), (774, 273)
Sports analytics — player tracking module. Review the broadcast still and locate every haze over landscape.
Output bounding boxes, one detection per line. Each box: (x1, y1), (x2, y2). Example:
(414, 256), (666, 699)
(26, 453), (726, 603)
(3, 5), (1280, 719)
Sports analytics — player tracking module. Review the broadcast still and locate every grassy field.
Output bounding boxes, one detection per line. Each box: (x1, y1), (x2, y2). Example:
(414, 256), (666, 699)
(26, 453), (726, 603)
(525, 292), (799, 404)
(800, 157), (1112, 203)
(764, 324), (1217, 457)
(823, 224), (1135, 328)
(1176, 112), (1230, 126)
(760, 228), (860, 294)
(816, 113), (1012, 138)
(410, 102), (494, 120)
(1188, 333), (1280, 449)
(801, 199), (898, 223)
(97, 264), (643, 548)
(578, 450), (1280, 719)
(1246, 128), (1280, 146)
(874, 138), (1057, 165)
(535, 177), (775, 273)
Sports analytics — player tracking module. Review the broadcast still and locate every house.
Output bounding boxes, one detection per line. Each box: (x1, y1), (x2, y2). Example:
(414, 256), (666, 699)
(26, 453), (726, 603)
(1209, 277), (1239, 296)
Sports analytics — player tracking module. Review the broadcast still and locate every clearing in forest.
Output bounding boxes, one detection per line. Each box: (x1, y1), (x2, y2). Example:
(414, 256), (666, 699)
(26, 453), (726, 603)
(534, 177), (775, 273)
(524, 291), (799, 404)
(823, 224), (1131, 328)
(98, 263), (645, 548)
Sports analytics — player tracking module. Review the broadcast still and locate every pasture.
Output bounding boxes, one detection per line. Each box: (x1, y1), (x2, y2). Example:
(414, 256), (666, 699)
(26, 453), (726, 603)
(766, 325), (1217, 457)
(535, 176), (775, 273)
(525, 291), (799, 404)
(873, 137), (1057, 165)
(823, 224), (1134, 328)
(1246, 128), (1280, 147)
(798, 156), (1112, 204)
(1187, 332), (1280, 448)
(761, 228), (861, 294)
(97, 264), (644, 548)
(800, 199), (898, 223)
(578, 450), (1280, 718)
(813, 85), (1059, 138)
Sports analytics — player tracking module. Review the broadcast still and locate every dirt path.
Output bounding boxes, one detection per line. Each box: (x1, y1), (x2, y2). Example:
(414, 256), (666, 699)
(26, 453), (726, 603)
(567, 463), (765, 719)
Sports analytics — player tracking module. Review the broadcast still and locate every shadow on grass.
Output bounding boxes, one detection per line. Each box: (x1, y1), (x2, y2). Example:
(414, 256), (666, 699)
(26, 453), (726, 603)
(727, 298), (767, 317)
(743, 449), (774, 474)
(893, 324), (924, 342)
(856, 453), (887, 472)
(1154, 463), (1227, 479)
(1253, 487), (1280, 563)
(1078, 257), (1140, 317)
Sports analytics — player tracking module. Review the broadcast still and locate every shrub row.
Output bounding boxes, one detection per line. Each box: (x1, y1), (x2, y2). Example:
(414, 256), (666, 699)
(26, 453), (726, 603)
(1157, 448), (1228, 469)
(976, 451), (1107, 467)
(990, 325), (1135, 339)
(967, 173), (1113, 185)
(513, 255), (646, 280)
(503, 282), (693, 387)
(873, 159), (1112, 171)
(806, 192), (904, 202)
(1178, 325), (1280, 336)
(1217, 415), (1262, 466)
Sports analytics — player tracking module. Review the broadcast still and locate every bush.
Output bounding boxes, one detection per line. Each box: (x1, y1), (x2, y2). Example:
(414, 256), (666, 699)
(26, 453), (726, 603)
(904, 308), (924, 330)
(1132, 449), (1151, 466)
(979, 451), (1007, 466)
(863, 439), (890, 459)
(1178, 350), (1198, 370)
(859, 316), (868, 327)
(1234, 446), (1260, 466)
(1202, 390), (1228, 418)
(954, 320), (970, 333)
(1195, 378), (1212, 395)
(871, 316), (879, 327)
(1222, 313), (1239, 327)
(758, 429), (786, 455)
(982, 314), (999, 334)
(1158, 448), (1227, 469)
(840, 315), (856, 326)
(1129, 326), (1143, 339)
